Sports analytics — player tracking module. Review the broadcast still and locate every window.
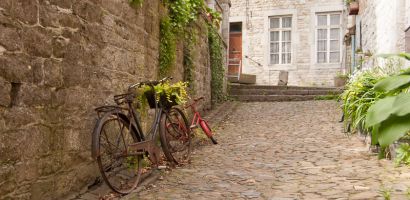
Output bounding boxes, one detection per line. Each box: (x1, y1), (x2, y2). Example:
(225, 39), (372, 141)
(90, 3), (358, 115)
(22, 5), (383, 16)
(269, 16), (292, 64)
(316, 13), (341, 63)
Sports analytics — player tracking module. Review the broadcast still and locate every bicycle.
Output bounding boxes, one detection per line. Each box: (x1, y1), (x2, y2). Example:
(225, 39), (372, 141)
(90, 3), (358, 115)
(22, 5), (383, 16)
(185, 96), (218, 144)
(91, 77), (191, 194)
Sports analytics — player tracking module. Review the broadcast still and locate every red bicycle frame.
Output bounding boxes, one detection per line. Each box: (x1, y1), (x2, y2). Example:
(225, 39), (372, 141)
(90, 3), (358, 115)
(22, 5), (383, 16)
(185, 97), (217, 144)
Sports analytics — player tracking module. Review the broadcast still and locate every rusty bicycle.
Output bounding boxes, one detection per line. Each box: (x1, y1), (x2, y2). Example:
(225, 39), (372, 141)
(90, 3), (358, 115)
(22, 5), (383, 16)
(91, 77), (191, 194)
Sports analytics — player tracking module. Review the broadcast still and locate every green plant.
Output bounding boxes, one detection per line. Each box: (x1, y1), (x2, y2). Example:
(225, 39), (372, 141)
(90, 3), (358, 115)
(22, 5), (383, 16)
(129, 0), (144, 7)
(395, 143), (410, 166)
(379, 187), (391, 200)
(345, 0), (355, 5)
(183, 28), (198, 93)
(136, 81), (189, 111)
(341, 69), (386, 133)
(158, 0), (205, 77)
(159, 17), (177, 77)
(205, 7), (222, 26)
(314, 95), (339, 100)
(365, 53), (410, 147)
(208, 24), (226, 103)
(336, 71), (349, 79)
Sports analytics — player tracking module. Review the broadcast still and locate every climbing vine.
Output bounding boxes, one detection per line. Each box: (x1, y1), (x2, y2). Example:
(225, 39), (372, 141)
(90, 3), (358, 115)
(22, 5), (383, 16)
(159, 0), (204, 77)
(183, 29), (197, 93)
(129, 0), (144, 8)
(208, 24), (225, 103)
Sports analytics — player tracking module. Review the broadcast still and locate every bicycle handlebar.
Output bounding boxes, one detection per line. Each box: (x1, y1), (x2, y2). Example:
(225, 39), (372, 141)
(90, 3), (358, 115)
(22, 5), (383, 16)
(184, 96), (204, 109)
(128, 77), (173, 90)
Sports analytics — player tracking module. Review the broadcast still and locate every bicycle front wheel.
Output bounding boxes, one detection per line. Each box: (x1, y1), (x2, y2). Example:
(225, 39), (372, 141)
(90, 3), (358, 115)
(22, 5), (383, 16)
(159, 107), (191, 166)
(93, 112), (142, 194)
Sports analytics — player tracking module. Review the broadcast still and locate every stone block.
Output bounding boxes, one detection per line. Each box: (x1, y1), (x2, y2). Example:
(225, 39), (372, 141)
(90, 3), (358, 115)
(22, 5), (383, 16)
(9, 0), (38, 25)
(73, 0), (103, 23)
(0, 77), (11, 107)
(278, 70), (288, 86)
(0, 53), (33, 83)
(21, 27), (53, 58)
(19, 84), (53, 107)
(39, 5), (81, 29)
(43, 59), (63, 87)
(0, 26), (23, 51)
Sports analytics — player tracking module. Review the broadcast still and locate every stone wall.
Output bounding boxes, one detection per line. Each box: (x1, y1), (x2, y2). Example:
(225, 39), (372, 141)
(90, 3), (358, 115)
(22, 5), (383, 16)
(0, 0), (216, 199)
(229, 0), (347, 86)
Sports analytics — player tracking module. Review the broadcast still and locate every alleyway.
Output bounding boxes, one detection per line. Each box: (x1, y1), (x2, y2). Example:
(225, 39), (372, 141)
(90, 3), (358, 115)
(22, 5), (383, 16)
(124, 101), (410, 200)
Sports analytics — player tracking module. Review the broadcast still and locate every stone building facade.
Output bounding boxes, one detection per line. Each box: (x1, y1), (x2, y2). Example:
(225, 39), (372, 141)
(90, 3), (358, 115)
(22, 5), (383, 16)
(346, 0), (409, 71)
(229, 0), (348, 86)
(0, 0), (228, 199)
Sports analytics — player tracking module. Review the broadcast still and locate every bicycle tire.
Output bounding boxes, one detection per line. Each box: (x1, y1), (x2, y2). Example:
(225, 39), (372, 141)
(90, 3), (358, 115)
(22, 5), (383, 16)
(93, 111), (142, 194)
(200, 120), (218, 144)
(159, 107), (191, 166)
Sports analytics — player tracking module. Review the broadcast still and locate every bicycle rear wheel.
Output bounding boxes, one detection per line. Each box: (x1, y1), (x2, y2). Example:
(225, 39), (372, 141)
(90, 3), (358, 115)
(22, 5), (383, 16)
(93, 112), (142, 194)
(159, 107), (191, 166)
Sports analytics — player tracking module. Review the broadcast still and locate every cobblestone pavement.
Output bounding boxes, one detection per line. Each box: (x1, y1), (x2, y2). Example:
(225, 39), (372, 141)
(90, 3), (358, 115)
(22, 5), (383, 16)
(123, 101), (410, 200)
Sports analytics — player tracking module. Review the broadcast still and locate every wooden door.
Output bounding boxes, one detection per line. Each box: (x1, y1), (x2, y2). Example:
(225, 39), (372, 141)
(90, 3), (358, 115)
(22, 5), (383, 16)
(228, 23), (242, 75)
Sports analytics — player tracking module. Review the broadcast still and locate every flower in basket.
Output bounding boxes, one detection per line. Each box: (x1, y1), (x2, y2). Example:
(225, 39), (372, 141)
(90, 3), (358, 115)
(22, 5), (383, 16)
(136, 81), (189, 110)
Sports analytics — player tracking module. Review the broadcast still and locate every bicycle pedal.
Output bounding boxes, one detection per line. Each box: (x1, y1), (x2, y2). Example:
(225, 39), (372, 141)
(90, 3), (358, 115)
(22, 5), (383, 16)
(190, 125), (198, 129)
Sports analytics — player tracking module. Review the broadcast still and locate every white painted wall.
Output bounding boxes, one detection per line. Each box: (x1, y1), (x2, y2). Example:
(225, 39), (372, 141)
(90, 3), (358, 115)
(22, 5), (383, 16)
(229, 0), (347, 86)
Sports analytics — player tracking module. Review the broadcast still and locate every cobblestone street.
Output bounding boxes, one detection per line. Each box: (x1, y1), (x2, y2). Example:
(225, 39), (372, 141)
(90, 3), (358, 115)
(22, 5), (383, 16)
(124, 101), (410, 200)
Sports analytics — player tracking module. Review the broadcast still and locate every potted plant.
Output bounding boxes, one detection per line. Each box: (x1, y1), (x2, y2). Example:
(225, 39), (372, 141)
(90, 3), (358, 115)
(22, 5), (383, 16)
(346, 0), (359, 15)
(334, 72), (349, 87)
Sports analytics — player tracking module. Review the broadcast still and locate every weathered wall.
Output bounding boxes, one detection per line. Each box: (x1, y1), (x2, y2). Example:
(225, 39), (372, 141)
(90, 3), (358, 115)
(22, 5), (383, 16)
(0, 0), (214, 199)
(357, 0), (406, 55)
(229, 0), (347, 86)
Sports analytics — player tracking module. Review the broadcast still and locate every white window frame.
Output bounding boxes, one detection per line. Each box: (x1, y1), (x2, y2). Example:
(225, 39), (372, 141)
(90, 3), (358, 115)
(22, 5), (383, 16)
(269, 16), (292, 65)
(315, 12), (342, 64)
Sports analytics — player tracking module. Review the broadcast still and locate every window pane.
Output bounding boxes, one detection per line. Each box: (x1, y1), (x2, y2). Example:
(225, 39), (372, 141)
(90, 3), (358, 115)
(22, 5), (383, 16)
(271, 54), (279, 64)
(317, 15), (327, 26)
(282, 31), (291, 41)
(270, 43), (279, 53)
(270, 18), (280, 28)
(330, 14), (340, 25)
(318, 41), (327, 51)
(282, 42), (291, 53)
(282, 17), (292, 28)
(318, 29), (327, 39)
(330, 40), (339, 51)
(318, 52), (326, 63)
(282, 53), (291, 64)
(330, 52), (340, 62)
(270, 31), (279, 41)
(330, 28), (339, 40)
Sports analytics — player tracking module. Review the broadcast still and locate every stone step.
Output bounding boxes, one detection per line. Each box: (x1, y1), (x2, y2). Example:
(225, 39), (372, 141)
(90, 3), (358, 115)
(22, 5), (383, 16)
(228, 74), (256, 84)
(229, 88), (342, 96)
(231, 95), (319, 102)
(229, 84), (342, 91)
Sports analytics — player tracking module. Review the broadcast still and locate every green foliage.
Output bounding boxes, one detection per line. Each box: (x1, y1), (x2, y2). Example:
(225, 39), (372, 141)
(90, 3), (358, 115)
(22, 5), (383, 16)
(183, 30), (197, 93)
(395, 143), (410, 166)
(364, 54), (410, 147)
(205, 7), (222, 26)
(159, 0), (205, 77)
(135, 81), (189, 113)
(314, 95), (339, 100)
(159, 17), (177, 77)
(129, 0), (144, 7)
(379, 187), (391, 200)
(208, 25), (225, 103)
(341, 69), (386, 133)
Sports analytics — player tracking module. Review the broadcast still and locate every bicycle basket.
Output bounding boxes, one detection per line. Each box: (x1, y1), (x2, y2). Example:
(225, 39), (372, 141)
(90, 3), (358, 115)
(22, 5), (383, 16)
(144, 89), (178, 109)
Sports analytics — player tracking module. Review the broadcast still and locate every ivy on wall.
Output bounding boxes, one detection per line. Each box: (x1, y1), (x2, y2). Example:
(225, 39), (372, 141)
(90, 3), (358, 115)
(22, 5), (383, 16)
(183, 29), (197, 93)
(159, 0), (204, 77)
(208, 24), (225, 103)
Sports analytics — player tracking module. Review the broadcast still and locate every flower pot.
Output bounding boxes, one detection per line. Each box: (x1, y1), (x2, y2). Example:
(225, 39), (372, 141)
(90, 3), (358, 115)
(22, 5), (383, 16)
(348, 1), (359, 15)
(334, 76), (347, 87)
